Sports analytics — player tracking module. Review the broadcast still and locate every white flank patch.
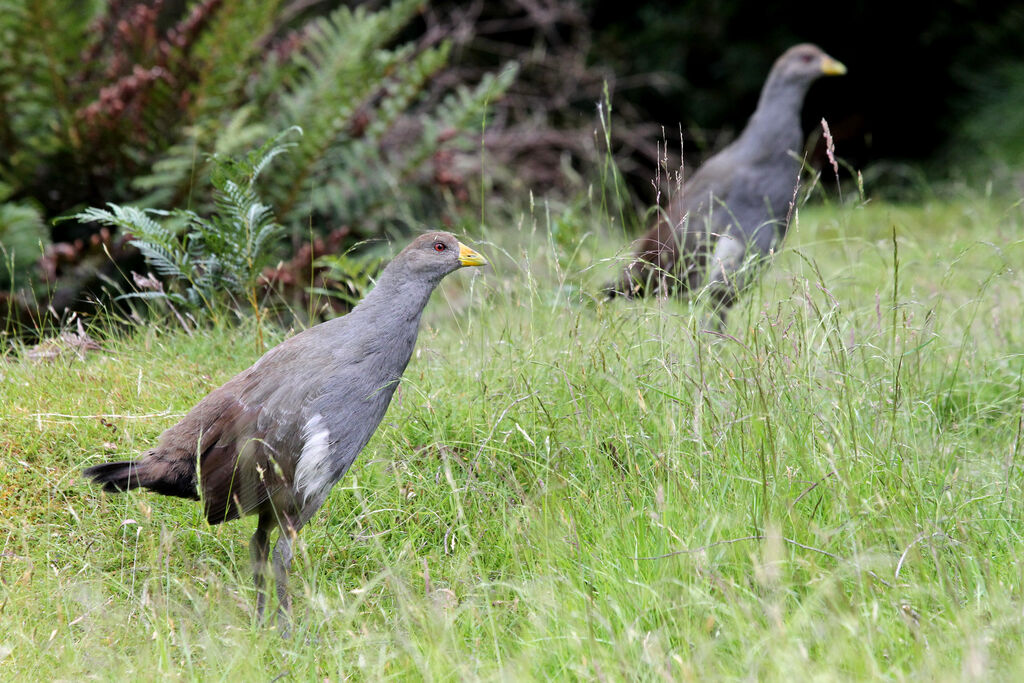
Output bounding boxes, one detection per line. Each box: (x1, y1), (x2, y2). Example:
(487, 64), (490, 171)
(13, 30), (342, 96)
(293, 413), (333, 506)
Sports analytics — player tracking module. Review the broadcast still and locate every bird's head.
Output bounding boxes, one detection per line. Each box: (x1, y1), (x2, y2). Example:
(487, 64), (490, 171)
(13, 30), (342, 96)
(773, 43), (847, 86)
(398, 231), (488, 280)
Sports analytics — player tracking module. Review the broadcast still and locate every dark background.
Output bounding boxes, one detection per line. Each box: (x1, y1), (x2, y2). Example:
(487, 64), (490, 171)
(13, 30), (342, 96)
(589, 0), (1023, 161)
(426, 0), (1024, 193)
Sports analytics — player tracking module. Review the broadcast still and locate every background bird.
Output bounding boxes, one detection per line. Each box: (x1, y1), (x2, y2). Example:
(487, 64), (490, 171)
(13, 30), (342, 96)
(83, 231), (487, 627)
(605, 43), (846, 328)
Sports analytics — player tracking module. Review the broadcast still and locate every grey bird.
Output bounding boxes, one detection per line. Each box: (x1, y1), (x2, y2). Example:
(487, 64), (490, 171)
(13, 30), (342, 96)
(605, 44), (846, 328)
(84, 231), (487, 625)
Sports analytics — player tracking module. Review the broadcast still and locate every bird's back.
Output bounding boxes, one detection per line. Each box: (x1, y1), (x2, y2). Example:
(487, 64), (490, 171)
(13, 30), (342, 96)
(668, 121), (801, 246)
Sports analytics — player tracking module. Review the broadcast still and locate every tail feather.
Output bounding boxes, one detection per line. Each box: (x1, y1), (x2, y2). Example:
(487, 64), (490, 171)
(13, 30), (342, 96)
(83, 460), (146, 493)
(83, 458), (199, 500)
(604, 275), (638, 300)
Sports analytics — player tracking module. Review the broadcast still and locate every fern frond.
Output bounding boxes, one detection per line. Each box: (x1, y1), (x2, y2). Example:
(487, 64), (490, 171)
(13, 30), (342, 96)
(365, 42), (452, 143)
(133, 107), (271, 205)
(73, 204), (193, 282)
(0, 186), (46, 288)
(311, 62), (519, 226)
(419, 62), (520, 158)
(248, 126), (303, 182)
(271, 0), (425, 218)
(189, 0), (283, 122)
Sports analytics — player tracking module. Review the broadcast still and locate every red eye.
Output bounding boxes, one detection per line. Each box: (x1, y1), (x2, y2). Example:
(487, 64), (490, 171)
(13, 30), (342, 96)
(800, 53), (815, 63)
(433, 242), (446, 252)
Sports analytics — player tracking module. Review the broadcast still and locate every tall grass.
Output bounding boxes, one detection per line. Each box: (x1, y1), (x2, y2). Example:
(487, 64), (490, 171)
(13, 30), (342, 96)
(1, 193), (1023, 678)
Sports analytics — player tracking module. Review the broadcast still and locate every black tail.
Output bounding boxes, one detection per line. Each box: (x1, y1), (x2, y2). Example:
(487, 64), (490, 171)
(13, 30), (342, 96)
(83, 458), (199, 499)
(83, 460), (145, 493)
(603, 275), (641, 301)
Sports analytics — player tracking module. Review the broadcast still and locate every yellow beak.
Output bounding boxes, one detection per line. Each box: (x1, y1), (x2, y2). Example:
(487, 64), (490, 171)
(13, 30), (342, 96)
(821, 56), (847, 76)
(458, 242), (487, 267)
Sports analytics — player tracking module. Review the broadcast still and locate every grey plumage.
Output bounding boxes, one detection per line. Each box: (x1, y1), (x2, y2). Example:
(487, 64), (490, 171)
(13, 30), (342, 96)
(84, 231), (487, 626)
(606, 44), (846, 328)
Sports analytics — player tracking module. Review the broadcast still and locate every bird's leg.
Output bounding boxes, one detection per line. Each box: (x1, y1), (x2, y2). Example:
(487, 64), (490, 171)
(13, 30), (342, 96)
(250, 511), (274, 621)
(705, 299), (732, 332)
(272, 521), (297, 637)
(703, 275), (740, 332)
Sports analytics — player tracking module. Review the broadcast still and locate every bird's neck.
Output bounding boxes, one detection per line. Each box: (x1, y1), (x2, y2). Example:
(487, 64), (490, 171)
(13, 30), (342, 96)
(740, 75), (809, 152)
(353, 266), (440, 330)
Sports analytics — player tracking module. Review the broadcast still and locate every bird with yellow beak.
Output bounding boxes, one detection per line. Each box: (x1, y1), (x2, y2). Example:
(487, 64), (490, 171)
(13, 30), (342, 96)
(84, 231), (487, 630)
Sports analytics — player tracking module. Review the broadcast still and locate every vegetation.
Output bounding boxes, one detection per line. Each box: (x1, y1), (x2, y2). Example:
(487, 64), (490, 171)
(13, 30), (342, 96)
(0, 184), (43, 290)
(73, 128), (298, 315)
(0, 0), (516, 314)
(2, 0), (1021, 319)
(2, 191), (1023, 677)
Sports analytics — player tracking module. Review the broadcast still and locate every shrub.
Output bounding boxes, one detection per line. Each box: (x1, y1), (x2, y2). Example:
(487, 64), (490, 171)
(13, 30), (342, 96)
(0, 0), (517, 318)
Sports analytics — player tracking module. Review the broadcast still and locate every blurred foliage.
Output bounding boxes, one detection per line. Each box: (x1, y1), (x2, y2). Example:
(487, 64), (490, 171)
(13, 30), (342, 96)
(952, 61), (1024, 177)
(313, 249), (391, 309)
(0, 184), (45, 290)
(419, 0), (1024, 201)
(0, 0), (516, 322)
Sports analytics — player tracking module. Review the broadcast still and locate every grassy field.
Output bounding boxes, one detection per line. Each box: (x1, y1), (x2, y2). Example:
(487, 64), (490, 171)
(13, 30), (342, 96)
(2, 194), (1023, 679)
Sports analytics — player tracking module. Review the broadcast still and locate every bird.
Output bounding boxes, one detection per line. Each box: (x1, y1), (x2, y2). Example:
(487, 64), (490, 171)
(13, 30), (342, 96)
(605, 43), (846, 329)
(83, 231), (487, 627)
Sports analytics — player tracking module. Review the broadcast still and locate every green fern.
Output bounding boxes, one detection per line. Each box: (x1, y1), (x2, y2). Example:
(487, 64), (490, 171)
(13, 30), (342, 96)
(74, 128), (299, 311)
(311, 249), (390, 308)
(312, 62), (520, 227)
(133, 107), (271, 207)
(0, 0), (100, 177)
(189, 0), (283, 121)
(271, 0), (426, 219)
(0, 183), (46, 290)
(135, 0), (518, 237)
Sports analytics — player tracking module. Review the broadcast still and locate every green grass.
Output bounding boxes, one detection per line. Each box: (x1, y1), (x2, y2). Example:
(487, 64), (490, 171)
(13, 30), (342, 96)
(2, 194), (1023, 679)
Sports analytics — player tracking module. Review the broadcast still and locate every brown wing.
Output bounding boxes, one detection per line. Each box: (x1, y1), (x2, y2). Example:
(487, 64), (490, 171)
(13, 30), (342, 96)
(143, 379), (299, 524)
(608, 146), (740, 298)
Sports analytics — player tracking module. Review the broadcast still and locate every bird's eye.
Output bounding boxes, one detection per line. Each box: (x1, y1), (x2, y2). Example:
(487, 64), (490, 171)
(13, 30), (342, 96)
(433, 242), (446, 252)
(800, 53), (815, 63)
